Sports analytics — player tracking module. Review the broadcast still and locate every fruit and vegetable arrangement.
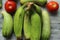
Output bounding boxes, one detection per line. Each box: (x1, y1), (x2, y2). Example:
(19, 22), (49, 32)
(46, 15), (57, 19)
(0, 0), (59, 40)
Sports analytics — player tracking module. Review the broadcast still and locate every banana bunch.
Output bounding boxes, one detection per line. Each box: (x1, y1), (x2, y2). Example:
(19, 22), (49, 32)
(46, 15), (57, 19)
(1, 1), (50, 40)
(23, 4), (50, 40)
(14, 3), (42, 40)
(20, 0), (47, 6)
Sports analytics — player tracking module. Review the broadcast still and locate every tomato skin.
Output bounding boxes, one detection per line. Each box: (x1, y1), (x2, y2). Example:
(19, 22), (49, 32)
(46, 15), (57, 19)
(46, 1), (59, 12)
(5, 1), (17, 13)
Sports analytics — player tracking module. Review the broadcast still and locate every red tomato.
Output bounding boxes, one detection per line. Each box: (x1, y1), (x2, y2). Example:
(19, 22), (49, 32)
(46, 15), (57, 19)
(46, 1), (59, 12)
(5, 1), (17, 13)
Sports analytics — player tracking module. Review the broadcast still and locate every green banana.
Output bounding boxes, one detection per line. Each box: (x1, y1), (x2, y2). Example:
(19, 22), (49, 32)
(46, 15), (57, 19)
(31, 11), (41, 40)
(33, 4), (43, 30)
(36, 0), (47, 6)
(0, 0), (2, 8)
(20, 0), (47, 6)
(14, 5), (26, 38)
(2, 11), (13, 37)
(20, 0), (33, 4)
(33, 4), (42, 16)
(24, 11), (31, 39)
(42, 10), (50, 40)
(34, 4), (50, 40)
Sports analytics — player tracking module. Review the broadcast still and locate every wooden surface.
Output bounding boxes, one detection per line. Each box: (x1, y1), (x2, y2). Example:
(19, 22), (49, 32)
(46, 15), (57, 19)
(0, 0), (60, 40)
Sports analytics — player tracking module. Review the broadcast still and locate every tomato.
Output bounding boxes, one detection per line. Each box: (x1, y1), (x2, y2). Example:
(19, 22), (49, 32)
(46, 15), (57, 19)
(5, 1), (17, 13)
(46, 1), (59, 12)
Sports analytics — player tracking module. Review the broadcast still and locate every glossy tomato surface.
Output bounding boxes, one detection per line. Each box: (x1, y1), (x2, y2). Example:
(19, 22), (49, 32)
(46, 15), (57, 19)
(46, 1), (59, 12)
(5, 1), (17, 13)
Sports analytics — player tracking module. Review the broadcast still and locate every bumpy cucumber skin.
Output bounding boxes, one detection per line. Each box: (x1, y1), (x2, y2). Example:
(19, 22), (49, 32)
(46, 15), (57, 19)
(42, 10), (50, 40)
(24, 11), (31, 39)
(31, 12), (41, 40)
(2, 11), (13, 37)
(14, 6), (25, 38)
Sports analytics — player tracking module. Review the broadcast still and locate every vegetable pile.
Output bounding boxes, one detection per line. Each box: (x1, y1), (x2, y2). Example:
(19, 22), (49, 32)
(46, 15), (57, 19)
(1, 0), (59, 40)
